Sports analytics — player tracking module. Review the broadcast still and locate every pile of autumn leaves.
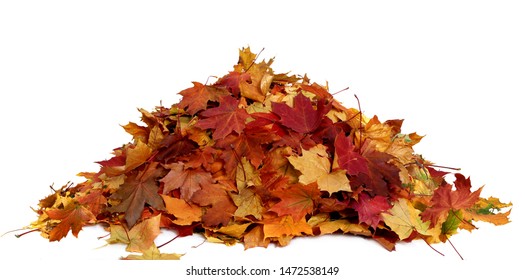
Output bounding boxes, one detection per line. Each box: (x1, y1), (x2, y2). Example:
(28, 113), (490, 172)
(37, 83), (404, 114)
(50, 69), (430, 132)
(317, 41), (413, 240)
(30, 48), (511, 259)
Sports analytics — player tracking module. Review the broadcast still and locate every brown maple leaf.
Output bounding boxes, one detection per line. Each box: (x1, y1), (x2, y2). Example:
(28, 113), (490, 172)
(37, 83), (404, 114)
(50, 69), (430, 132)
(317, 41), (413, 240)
(160, 162), (214, 201)
(191, 183), (237, 227)
(108, 162), (166, 227)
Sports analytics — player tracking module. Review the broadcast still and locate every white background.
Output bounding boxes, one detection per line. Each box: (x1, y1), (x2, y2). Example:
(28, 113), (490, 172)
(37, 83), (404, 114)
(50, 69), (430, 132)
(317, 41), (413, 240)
(1, 1), (523, 279)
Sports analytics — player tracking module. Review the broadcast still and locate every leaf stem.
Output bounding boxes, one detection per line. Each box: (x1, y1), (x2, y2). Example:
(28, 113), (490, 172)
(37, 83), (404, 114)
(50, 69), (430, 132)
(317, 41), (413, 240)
(446, 236), (464, 260)
(157, 235), (179, 249)
(421, 235), (445, 257)
(332, 87), (349, 96)
(14, 229), (40, 238)
(354, 94), (364, 154)
(426, 164), (461, 171)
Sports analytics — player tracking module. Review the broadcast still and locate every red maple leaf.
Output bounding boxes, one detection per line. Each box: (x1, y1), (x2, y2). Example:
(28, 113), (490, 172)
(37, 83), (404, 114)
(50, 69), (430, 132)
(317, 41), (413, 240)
(154, 134), (198, 163)
(217, 125), (278, 169)
(272, 93), (331, 134)
(214, 71), (251, 95)
(422, 174), (482, 226)
(196, 95), (250, 140)
(334, 132), (368, 176)
(361, 150), (402, 196)
(350, 193), (391, 229)
(108, 162), (166, 227)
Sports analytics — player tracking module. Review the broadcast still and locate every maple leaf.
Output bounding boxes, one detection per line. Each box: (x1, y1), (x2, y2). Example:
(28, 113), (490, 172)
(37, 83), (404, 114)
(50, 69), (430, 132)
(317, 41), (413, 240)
(272, 93), (331, 134)
(196, 95), (250, 139)
(231, 158), (264, 219)
(122, 122), (149, 143)
(46, 204), (96, 241)
(215, 71), (251, 95)
(191, 183), (237, 227)
(287, 144), (330, 183)
(177, 82), (229, 115)
(263, 215), (313, 246)
(350, 193), (391, 229)
(161, 195), (202, 226)
(440, 209), (462, 241)
(269, 183), (320, 221)
(75, 189), (107, 216)
(334, 132), (368, 176)
(243, 225), (270, 249)
(360, 149), (402, 196)
(287, 144), (351, 195)
(463, 196), (512, 226)
(300, 83), (333, 99)
(97, 140), (153, 177)
(422, 174), (483, 227)
(121, 244), (184, 260)
(308, 214), (372, 236)
(107, 214), (161, 253)
(316, 170), (351, 195)
(108, 162), (166, 227)
(154, 134), (197, 163)
(216, 125), (278, 168)
(381, 198), (433, 240)
(160, 162), (214, 201)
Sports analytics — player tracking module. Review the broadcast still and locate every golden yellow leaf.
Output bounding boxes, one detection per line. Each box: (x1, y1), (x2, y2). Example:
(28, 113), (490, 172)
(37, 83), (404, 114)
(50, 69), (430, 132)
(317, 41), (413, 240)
(287, 144), (330, 185)
(107, 214), (161, 253)
(381, 198), (431, 240)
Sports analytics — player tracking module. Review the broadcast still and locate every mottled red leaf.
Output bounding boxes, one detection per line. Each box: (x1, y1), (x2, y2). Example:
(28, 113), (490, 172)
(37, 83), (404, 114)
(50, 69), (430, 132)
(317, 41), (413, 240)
(272, 93), (331, 134)
(196, 95), (250, 139)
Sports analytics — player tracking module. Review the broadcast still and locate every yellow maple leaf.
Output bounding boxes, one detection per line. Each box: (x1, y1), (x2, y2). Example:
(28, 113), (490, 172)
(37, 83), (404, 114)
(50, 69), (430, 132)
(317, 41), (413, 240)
(107, 214), (161, 253)
(288, 144), (351, 194)
(121, 244), (183, 260)
(381, 198), (433, 240)
(287, 144), (331, 185)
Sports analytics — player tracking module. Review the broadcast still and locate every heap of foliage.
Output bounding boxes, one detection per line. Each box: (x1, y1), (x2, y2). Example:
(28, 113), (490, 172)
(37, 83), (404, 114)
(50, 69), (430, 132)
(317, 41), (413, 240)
(28, 47), (511, 259)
